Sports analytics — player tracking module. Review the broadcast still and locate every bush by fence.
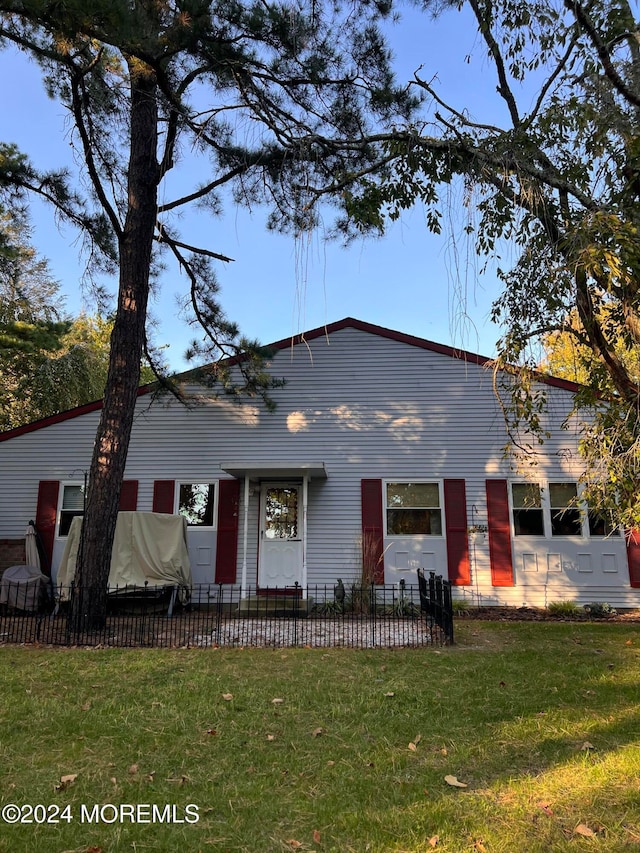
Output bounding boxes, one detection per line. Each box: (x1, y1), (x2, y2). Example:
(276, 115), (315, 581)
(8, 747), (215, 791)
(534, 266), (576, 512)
(0, 576), (454, 649)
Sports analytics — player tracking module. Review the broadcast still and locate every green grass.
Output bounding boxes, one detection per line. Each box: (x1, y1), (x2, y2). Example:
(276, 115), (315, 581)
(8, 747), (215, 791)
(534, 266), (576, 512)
(0, 622), (639, 852)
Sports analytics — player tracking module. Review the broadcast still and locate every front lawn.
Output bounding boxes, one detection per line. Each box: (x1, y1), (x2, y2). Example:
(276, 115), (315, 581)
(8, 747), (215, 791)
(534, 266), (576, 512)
(0, 621), (638, 852)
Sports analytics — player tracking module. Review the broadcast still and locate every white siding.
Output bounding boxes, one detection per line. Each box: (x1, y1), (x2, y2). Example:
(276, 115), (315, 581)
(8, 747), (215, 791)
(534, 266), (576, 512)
(0, 323), (636, 607)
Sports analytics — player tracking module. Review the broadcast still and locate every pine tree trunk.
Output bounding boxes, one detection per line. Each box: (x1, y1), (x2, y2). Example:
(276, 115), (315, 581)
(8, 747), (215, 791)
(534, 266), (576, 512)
(69, 60), (159, 632)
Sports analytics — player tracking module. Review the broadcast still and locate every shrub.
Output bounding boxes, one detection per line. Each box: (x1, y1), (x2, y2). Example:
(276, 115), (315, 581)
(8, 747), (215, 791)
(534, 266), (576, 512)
(547, 600), (583, 618)
(584, 602), (617, 618)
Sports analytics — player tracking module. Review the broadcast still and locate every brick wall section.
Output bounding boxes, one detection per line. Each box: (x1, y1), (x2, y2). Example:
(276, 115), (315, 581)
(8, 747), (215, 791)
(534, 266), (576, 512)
(0, 539), (26, 576)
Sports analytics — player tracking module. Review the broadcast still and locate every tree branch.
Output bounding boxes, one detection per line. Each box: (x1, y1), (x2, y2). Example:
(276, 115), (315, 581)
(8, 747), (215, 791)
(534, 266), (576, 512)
(566, 0), (640, 108)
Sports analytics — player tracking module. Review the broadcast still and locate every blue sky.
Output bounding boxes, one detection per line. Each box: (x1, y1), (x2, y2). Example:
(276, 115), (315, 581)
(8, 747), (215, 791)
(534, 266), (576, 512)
(0, 3), (517, 371)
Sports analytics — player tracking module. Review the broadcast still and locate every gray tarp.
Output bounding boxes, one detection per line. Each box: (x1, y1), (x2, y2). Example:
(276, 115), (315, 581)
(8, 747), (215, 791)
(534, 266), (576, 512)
(0, 564), (49, 611)
(57, 512), (192, 598)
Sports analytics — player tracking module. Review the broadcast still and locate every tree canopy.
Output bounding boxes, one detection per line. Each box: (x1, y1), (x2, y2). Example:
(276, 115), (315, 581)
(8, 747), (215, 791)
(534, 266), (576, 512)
(0, 220), (154, 429)
(343, 0), (640, 528)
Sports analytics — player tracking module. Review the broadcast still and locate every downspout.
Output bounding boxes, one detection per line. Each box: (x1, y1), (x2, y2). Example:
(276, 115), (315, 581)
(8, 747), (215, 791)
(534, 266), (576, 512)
(241, 475), (249, 591)
(302, 474), (309, 595)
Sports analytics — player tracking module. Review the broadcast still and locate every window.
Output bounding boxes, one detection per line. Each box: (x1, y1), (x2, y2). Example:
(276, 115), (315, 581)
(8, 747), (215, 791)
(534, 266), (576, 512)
(386, 482), (442, 536)
(178, 483), (215, 527)
(265, 487), (298, 539)
(549, 482), (582, 536)
(58, 484), (85, 536)
(512, 483), (544, 536)
(588, 509), (618, 537)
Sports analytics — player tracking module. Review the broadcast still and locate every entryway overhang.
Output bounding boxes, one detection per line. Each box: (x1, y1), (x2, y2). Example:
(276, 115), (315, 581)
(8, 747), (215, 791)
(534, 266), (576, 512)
(219, 462), (327, 593)
(220, 461), (327, 480)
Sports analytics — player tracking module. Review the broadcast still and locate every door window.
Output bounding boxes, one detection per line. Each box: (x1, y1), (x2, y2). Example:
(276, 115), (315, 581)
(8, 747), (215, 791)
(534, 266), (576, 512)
(265, 487), (298, 539)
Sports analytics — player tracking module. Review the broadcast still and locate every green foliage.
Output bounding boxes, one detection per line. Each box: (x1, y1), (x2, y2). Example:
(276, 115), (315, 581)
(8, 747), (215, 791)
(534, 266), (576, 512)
(0, 222), (153, 429)
(583, 601), (618, 618)
(547, 600), (583, 618)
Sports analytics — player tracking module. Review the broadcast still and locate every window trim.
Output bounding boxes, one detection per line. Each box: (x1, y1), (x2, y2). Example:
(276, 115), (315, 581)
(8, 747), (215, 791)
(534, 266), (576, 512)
(174, 481), (218, 529)
(383, 479), (444, 538)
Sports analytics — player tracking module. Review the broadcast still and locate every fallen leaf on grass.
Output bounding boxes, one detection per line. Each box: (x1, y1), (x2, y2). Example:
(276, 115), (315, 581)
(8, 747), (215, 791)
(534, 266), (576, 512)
(313, 829), (321, 843)
(311, 727), (324, 737)
(408, 734), (422, 751)
(222, 693), (233, 701)
(580, 741), (595, 751)
(286, 840), (302, 849)
(272, 697), (284, 705)
(428, 835), (439, 847)
(384, 691), (395, 697)
(473, 840), (487, 852)
(444, 775), (468, 788)
(537, 801), (554, 816)
(266, 734), (276, 741)
(574, 824), (596, 838)
(55, 773), (78, 791)
(128, 764), (139, 775)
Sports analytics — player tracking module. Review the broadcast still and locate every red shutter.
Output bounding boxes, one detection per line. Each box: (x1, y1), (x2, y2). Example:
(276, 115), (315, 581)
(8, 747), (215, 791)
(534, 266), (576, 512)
(486, 479), (515, 586)
(215, 479), (240, 584)
(626, 529), (640, 588)
(152, 480), (175, 514)
(443, 479), (471, 585)
(35, 480), (59, 570)
(119, 480), (139, 511)
(361, 479), (384, 584)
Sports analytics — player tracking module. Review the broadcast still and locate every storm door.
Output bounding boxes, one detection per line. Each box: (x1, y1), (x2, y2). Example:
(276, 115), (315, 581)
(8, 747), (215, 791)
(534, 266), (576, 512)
(258, 484), (303, 587)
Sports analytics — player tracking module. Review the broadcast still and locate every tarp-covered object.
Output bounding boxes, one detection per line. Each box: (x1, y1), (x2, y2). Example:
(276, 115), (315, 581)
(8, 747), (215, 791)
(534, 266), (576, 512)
(0, 564), (50, 611)
(57, 512), (192, 597)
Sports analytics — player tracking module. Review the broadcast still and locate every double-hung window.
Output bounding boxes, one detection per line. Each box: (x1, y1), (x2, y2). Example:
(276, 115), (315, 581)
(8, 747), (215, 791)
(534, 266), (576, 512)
(386, 482), (442, 536)
(58, 484), (85, 536)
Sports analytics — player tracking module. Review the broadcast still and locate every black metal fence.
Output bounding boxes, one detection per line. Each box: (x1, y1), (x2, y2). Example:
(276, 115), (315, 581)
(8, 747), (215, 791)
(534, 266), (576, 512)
(0, 575), (454, 649)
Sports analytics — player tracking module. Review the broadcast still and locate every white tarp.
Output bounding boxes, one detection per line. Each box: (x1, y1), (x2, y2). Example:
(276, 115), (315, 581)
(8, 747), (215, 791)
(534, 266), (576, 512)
(57, 512), (192, 596)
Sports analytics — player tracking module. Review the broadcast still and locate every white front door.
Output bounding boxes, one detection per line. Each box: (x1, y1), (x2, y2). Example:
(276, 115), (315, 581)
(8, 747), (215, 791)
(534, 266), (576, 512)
(258, 484), (303, 587)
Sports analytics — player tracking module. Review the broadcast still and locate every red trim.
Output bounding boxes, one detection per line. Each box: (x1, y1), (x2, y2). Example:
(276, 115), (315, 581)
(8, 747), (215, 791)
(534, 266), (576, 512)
(35, 480), (59, 571)
(0, 318), (582, 443)
(152, 480), (175, 514)
(119, 480), (139, 511)
(486, 480), (515, 587)
(215, 479), (240, 584)
(361, 479), (385, 584)
(443, 479), (471, 585)
(626, 529), (640, 588)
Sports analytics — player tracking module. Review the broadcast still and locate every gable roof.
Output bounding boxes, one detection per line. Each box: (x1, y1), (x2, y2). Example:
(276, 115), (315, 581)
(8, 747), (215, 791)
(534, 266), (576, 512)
(0, 316), (581, 443)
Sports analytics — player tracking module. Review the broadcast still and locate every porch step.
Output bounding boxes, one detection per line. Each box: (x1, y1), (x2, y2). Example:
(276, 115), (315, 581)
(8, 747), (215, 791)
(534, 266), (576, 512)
(237, 594), (314, 615)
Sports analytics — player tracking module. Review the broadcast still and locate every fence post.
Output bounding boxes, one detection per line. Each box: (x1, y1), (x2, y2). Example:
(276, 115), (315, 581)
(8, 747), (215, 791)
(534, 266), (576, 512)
(215, 583), (223, 646)
(370, 581), (376, 648)
(293, 582), (299, 647)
